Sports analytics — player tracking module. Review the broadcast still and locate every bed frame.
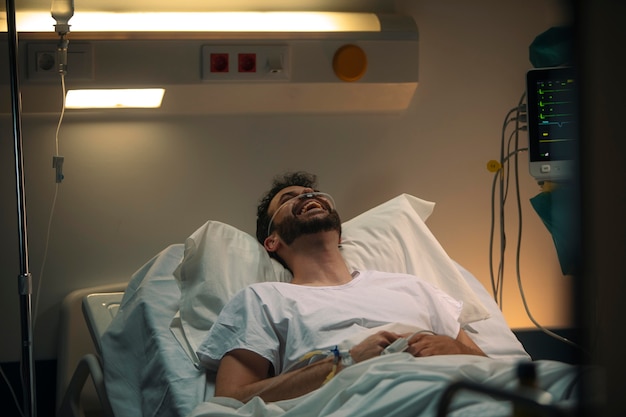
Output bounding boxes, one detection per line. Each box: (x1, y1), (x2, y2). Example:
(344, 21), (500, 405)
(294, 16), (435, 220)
(57, 287), (125, 417)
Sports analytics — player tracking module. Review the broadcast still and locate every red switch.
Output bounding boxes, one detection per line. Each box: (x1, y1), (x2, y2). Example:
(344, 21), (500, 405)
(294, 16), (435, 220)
(238, 53), (256, 72)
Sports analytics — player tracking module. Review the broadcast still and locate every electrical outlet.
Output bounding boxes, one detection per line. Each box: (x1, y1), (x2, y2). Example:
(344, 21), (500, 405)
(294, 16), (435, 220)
(26, 42), (94, 81)
(238, 53), (256, 72)
(201, 45), (290, 81)
(210, 53), (229, 72)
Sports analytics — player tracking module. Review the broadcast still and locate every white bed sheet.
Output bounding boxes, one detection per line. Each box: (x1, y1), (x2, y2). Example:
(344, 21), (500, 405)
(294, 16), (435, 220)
(101, 244), (208, 417)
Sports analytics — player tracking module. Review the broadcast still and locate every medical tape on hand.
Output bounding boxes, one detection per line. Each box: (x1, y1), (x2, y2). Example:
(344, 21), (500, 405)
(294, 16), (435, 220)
(381, 330), (436, 355)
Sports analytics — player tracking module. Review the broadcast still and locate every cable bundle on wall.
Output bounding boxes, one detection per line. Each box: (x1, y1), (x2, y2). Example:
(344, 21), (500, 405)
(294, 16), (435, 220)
(488, 92), (528, 309)
(488, 93), (581, 351)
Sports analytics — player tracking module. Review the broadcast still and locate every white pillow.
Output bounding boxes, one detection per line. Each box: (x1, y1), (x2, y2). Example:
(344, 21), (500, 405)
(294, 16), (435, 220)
(173, 221), (291, 355)
(173, 193), (491, 354)
(339, 194), (490, 326)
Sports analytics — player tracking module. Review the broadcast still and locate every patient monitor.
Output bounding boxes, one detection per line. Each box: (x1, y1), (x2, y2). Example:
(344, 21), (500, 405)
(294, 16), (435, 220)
(526, 66), (577, 181)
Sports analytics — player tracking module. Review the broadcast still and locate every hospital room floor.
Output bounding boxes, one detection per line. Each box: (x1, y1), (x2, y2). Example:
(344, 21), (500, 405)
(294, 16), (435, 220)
(1, 359), (57, 417)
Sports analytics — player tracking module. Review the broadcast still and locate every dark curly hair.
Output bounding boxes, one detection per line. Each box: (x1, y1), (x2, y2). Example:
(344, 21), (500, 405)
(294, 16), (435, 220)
(255, 171), (318, 245)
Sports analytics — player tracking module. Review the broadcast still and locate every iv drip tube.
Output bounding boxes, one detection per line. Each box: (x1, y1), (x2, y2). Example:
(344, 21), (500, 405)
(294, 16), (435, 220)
(4, 0), (37, 416)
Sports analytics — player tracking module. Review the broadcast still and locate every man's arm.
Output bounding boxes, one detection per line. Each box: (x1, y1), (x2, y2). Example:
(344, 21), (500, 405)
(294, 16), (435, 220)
(406, 328), (487, 357)
(215, 331), (402, 403)
(215, 349), (338, 403)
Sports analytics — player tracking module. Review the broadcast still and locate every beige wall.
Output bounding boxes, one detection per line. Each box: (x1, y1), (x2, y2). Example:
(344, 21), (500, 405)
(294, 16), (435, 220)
(0, 0), (571, 361)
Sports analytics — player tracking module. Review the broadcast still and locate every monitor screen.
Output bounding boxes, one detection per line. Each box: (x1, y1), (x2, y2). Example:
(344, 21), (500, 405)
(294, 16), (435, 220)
(526, 66), (577, 181)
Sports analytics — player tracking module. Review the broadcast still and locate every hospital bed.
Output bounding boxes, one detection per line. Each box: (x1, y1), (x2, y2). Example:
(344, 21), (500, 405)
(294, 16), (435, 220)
(57, 194), (583, 417)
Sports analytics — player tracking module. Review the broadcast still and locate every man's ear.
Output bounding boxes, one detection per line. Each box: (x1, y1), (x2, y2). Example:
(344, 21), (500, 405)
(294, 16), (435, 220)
(264, 235), (279, 252)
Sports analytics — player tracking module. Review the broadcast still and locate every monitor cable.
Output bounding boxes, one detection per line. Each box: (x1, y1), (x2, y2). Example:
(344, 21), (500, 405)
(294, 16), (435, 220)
(489, 92), (583, 352)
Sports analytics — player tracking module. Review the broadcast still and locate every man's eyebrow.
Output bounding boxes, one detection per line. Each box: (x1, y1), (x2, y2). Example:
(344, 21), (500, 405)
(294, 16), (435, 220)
(278, 191), (299, 204)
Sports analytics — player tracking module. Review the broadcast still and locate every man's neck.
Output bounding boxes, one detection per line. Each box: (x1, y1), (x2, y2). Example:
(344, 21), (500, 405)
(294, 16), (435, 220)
(282, 234), (353, 286)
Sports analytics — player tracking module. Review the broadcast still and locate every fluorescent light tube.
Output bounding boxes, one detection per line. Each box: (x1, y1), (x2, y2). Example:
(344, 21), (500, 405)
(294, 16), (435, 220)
(65, 88), (165, 109)
(6, 11), (381, 33)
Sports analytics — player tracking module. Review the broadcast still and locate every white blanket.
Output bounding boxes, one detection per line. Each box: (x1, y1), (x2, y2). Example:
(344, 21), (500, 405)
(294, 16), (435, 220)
(101, 244), (208, 417)
(190, 354), (580, 417)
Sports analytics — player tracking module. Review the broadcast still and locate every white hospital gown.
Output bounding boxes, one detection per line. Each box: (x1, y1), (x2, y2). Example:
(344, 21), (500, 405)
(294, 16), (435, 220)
(196, 270), (462, 375)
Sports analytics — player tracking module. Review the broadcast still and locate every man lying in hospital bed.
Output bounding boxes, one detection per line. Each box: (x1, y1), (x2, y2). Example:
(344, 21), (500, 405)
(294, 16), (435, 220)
(100, 171), (582, 417)
(197, 171), (487, 403)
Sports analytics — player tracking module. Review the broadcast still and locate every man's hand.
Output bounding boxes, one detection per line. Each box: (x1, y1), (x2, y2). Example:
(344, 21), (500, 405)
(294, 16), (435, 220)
(406, 330), (486, 357)
(349, 331), (403, 363)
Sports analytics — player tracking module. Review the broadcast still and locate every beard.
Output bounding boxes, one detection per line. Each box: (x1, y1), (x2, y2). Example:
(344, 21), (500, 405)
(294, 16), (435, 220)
(275, 210), (342, 245)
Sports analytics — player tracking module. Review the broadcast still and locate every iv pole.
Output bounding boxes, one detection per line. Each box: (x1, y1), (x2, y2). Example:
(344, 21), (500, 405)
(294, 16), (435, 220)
(4, 0), (37, 416)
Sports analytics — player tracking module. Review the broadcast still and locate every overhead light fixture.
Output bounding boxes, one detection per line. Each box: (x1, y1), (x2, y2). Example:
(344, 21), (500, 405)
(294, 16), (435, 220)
(4, 11), (381, 33)
(65, 88), (165, 109)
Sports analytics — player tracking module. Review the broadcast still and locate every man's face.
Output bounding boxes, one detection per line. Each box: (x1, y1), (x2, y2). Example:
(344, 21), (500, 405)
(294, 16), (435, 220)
(267, 186), (341, 245)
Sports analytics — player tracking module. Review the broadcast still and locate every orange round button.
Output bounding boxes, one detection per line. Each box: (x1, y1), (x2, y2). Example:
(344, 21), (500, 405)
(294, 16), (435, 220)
(333, 44), (367, 82)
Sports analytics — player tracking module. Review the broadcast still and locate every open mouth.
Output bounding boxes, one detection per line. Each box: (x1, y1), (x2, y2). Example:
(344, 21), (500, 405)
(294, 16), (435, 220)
(293, 197), (329, 216)
(267, 192), (336, 238)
